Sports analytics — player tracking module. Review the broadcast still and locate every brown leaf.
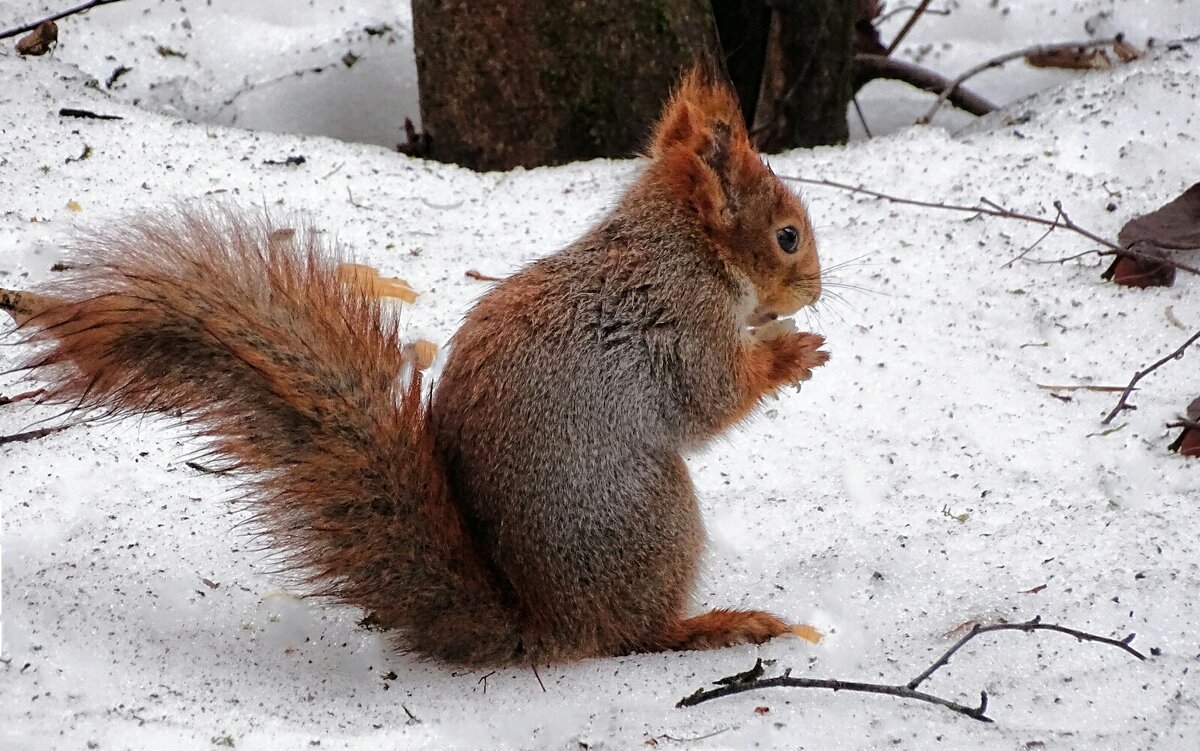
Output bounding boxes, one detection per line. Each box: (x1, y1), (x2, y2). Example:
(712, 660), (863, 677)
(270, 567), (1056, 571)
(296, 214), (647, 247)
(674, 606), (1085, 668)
(1119, 183), (1200, 251)
(1114, 38), (1141, 63)
(1103, 255), (1175, 288)
(1105, 182), (1200, 288)
(16, 21), (57, 56)
(1026, 47), (1111, 70)
(336, 263), (418, 303)
(1167, 397), (1200, 456)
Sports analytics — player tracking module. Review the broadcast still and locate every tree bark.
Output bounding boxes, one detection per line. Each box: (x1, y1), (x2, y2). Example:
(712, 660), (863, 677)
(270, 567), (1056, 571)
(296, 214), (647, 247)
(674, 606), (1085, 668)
(750, 0), (856, 151)
(412, 0), (720, 172)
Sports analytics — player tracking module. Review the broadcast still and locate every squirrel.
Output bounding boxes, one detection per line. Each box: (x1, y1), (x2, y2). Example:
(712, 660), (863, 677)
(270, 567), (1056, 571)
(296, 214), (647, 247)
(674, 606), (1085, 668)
(0, 71), (828, 667)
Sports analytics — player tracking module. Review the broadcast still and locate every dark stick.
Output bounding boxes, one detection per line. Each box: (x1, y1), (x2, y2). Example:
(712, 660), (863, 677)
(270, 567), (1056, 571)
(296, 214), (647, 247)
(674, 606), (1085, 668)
(0, 388), (46, 406)
(855, 54), (996, 116)
(679, 667), (992, 721)
(885, 0), (934, 56)
(1102, 329), (1200, 424)
(0, 424), (73, 445)
(780, 177), (1200, 277)
(908, 617), (1145, 692)
(59, 107), (123, 121)
(677, 617), (1144, 723)
(851, 96), (873, 138)
(0, 0), (129, 41)
(917, 37), (1122, 124)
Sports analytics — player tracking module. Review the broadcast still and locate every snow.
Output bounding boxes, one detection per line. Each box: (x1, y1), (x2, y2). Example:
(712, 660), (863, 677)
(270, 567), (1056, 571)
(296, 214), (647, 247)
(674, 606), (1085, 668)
(2, 1), (1200, 749)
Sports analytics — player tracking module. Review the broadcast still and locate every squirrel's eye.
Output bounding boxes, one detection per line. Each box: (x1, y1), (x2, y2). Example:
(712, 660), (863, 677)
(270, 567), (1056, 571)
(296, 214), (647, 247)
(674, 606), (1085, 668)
(776, 226), (799, 254)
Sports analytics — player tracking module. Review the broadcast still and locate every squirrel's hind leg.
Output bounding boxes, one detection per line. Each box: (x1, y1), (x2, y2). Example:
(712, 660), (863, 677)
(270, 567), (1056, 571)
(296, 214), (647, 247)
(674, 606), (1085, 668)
(656, 609), (822, 651)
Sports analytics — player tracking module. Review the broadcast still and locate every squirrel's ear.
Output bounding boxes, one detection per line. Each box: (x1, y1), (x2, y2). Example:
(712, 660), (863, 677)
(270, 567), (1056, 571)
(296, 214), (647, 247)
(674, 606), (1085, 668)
(649, 69), (764, 230)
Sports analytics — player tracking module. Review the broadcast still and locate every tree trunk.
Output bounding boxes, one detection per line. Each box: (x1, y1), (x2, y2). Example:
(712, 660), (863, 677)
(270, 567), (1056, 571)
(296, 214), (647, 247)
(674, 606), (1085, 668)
(412, 0), (720, 172)
(749, 0), (856, 151)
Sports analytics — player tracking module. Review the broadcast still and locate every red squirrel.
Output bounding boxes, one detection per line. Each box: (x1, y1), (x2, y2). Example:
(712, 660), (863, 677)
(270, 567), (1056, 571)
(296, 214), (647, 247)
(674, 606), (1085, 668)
(1, 72), (828, 666)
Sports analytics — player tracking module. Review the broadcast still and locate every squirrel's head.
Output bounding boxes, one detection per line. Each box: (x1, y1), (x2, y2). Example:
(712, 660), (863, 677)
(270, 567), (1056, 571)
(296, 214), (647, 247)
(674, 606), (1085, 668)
(647, 70), (820, 326)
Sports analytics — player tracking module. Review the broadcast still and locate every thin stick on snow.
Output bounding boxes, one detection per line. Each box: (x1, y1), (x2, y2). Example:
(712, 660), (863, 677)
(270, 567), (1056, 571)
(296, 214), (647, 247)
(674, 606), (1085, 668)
(1102, 329), (1200, 424)
(778, 176), (1200, 278)
(915, 36), (1122, 125)
(677, 616), (1145, 723)
(0, 0), (129, 41)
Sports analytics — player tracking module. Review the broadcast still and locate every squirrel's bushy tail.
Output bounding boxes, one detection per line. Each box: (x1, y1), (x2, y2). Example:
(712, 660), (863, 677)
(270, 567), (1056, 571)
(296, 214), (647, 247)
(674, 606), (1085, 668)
(4, 207), (519, 665)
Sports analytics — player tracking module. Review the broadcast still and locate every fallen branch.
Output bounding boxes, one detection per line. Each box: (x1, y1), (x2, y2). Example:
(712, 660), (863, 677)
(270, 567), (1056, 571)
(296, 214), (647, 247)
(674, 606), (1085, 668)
(855, 54), (996, 117)
(0, 424), (73, 445)
(779, 177), (1200, 278)
(916, 36), (1122, 124)
(0, 0), (128, 41)
(1102, 329), (1200, 424)
(678, 616), (1145, 723)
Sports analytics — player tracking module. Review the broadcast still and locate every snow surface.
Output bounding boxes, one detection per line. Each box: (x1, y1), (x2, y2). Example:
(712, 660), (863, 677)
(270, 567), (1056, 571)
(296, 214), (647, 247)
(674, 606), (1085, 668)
(2, 1), (1200, 749)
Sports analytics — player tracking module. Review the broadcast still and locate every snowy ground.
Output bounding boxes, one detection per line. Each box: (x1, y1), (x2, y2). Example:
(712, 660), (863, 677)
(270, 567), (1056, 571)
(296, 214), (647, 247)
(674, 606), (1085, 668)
(2, 1), (1200, 749)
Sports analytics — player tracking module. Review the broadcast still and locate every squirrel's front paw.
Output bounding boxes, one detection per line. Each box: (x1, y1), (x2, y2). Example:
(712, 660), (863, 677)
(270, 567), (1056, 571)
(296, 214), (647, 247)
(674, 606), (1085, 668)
(768, 332), (830, 386)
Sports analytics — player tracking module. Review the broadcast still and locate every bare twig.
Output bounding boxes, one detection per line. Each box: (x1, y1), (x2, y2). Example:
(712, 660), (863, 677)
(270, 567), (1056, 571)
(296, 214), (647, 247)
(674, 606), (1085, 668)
(851, 96), (873, 138)
(1102, 329), (1200, 424)
(0, 388), (46, 406)
(855, 54), (996, 116)
(1036, 384), (1129, 393)
(1023, 249), (1108, 266)
(0, 424), (73, 445)
(779, 177), (1200, 278)
(0, 0), (128, 41)
(654, 727), (733, 743)
(680, 666), (993, 721)
(1002, 204), (1062, 267)
(916, 36), (1122, 124)
(879, 4), (951, 23)
(465, 269), (504, 282)
(885, 0), (934, 56)
(678, 617), (1144, 723)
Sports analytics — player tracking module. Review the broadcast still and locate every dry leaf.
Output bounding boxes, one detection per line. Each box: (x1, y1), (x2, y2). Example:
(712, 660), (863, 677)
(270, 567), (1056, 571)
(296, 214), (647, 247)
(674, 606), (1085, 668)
(0, 288), (57, 325)
(16, 21), (57, 56)
(1026, 47), (1111, 70)
(1118, 183), (1200, 251)
(337, 262), (418, 303)
(66, 199), (81, 212)
(1113, 38), (1141, 63)
(1168, 396), (1200, 457)
(1104, 182), (1200, 288)
(402, 339), (439, 371)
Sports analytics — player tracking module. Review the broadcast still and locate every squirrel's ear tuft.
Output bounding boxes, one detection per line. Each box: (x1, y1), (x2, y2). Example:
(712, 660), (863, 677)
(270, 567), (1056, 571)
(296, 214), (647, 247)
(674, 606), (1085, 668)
(650, 68), (746, 159)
